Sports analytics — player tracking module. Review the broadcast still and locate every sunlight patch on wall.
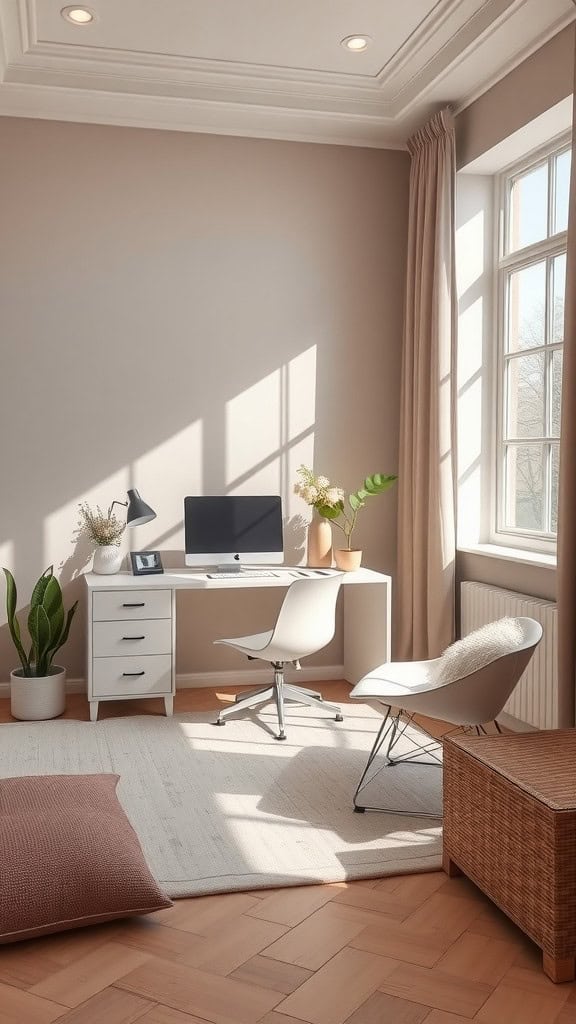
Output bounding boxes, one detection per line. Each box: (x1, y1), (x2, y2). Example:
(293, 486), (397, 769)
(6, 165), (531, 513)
(226, 368), (282, 493)
(456, 209), (485, 293)
(0, 541), (14, 573)
(132, 420), (203, 552)
(286, 346), (317, 519)
(287, 346), (316, 440)
(456, 176), (493, 546)
(225, 346), (317, 513)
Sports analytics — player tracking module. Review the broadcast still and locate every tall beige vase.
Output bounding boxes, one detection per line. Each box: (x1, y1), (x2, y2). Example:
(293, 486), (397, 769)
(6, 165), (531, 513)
(307, 515), (333, 567)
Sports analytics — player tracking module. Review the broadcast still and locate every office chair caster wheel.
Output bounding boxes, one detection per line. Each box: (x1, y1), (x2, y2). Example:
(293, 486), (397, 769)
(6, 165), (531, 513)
(275, 733), (287, 741)
(354, 805), (366, 813)
(215, 719), (226, 726)
(335, 714), (344, 722)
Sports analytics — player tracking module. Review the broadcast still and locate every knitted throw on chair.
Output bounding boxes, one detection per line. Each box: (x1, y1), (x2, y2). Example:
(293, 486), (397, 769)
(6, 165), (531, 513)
(433, 617), (526, 686)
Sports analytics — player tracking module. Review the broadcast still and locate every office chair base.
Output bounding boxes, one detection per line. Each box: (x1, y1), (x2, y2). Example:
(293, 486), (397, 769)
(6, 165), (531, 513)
(214, 670), (343, 739)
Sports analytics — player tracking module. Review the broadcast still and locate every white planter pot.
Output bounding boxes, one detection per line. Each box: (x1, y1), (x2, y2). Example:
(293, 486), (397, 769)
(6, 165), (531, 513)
(93, 545), (123, 574)
(10, 667), (66, 721)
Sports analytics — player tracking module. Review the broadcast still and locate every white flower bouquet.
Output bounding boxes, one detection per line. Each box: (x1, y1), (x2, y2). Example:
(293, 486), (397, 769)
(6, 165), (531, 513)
(294, 465), (397, 550)
(293, 466), (344, 514)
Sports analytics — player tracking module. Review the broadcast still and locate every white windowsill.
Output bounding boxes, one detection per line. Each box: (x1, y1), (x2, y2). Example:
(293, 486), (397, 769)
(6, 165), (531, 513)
(457, 543), (556, 570)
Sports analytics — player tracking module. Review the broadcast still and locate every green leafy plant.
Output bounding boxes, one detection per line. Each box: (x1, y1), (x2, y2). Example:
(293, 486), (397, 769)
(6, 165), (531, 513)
(295, 468), (398, 550)
(3, 566), (78, 677)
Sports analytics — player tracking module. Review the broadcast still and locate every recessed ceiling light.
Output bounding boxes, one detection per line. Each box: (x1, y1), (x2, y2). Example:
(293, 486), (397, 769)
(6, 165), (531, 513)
(61, 6), (95, 24)
(341, 35), (372, 52)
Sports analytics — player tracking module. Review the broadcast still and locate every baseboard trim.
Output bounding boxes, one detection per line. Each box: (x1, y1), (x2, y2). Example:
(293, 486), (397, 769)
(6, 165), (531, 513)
(176, 665), (345, 689)
(0, 665), (346, 699)
(0, 677), (87, 699)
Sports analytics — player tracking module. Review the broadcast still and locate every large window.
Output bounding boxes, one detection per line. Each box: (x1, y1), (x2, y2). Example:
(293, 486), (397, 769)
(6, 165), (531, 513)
(495, 138), (570, 549)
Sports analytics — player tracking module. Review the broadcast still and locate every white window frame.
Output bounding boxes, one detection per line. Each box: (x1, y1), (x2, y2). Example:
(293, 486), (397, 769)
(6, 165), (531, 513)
(491, 133), (569, 555)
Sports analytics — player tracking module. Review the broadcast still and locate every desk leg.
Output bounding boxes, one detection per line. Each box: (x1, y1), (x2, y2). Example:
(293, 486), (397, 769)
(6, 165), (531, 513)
(164, 695), (174, 717)
(343, 581), (391, 684)
(89, 701), (99, 723)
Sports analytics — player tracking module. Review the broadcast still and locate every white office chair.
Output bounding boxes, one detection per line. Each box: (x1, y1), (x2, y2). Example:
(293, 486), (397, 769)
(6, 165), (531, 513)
(350, 616), (543, 816)
(214, 574), (344, 740)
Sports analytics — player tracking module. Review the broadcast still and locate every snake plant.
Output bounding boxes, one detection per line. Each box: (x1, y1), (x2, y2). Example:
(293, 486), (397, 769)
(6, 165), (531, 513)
(3, 566), (78, 677)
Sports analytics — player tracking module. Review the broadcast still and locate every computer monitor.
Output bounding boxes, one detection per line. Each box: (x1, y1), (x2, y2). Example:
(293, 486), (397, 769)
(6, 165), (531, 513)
(184, 495), (284, 570)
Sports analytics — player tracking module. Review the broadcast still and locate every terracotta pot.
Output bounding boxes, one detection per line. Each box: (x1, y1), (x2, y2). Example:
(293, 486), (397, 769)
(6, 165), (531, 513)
(334, 549), (362, 572)
(10, 667), (66, 721)
(306, 515), (333, 567)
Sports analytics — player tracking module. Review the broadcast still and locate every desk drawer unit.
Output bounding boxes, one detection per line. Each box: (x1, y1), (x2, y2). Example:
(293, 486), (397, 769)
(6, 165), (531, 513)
(92, 655), (172, 697)
(87, 588), (175, 722)
(93, 589), (172, 621)
(93, 619), (172, 657)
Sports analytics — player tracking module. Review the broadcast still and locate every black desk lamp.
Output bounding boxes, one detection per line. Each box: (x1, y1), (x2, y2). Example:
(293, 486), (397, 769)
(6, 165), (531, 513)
(109, 489), (157, 527)
(108, 490), (162, 574)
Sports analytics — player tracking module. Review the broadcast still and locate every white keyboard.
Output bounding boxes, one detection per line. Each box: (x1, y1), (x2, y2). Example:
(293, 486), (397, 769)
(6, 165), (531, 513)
(206, 571), (280, 579)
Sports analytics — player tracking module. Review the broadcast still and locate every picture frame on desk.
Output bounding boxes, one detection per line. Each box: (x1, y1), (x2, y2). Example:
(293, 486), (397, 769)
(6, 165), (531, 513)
(130, 550), (164, 576)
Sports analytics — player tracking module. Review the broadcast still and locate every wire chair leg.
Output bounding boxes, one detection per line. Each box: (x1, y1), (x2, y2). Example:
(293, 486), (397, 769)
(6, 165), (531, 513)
(353, 708), (445, 819)
(353, 707), (392, 812)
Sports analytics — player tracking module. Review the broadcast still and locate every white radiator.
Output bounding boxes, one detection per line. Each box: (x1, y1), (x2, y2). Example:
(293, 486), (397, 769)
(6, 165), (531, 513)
(460, 581), (558, 729)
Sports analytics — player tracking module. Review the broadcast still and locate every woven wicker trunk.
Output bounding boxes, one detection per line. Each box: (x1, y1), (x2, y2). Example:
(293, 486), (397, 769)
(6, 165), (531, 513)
(443, 731), (576, 983)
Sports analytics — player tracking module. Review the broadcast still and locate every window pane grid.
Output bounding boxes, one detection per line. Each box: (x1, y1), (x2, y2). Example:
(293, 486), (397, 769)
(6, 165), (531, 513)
(504, 145), (571, 257)
(502, 441), (556, 538)
(496, 138), (568, 545)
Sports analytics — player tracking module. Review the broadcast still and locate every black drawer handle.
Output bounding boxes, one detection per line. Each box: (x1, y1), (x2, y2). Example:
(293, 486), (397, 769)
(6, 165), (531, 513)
(122, 635), (146, 641)
(122, 671), (145, 677)
(122, 602), (145, 608)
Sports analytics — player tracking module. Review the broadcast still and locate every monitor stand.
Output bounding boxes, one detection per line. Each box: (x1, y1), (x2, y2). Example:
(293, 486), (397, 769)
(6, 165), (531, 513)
(214, 563), (243, 574)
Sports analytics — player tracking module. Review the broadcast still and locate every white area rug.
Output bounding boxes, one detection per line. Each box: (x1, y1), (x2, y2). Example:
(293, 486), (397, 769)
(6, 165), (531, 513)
(0, 703), (442, 897)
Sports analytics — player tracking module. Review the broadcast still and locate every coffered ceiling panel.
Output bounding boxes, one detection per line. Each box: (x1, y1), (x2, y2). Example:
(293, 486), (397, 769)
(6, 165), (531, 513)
(34, 0), (435, 78)
(0, 0), (573, 146)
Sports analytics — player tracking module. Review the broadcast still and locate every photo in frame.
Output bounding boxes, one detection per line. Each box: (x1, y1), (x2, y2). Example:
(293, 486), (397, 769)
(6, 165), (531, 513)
(130, 551), (164, 576)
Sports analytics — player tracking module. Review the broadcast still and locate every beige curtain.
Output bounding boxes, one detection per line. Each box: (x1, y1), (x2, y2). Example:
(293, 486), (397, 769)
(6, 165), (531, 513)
(396, 108), (457, 661)
(556, 54), (576, 728)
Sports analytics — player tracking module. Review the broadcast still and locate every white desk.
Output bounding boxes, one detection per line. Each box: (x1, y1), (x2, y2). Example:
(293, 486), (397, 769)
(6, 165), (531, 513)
(84, 567), (391, 722)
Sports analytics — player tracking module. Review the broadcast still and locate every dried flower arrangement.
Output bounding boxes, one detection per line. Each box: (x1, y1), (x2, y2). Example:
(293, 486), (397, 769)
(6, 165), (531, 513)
(78, 502), (126, 547)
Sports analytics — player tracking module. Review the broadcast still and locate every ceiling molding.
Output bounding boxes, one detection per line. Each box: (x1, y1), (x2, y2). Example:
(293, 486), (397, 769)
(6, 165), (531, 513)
(0, 0), (573, 147)
(0, 79), (408, 149)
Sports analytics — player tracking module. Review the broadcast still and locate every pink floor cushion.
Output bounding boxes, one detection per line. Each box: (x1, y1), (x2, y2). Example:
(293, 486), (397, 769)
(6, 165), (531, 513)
(0, 773), (172, 943)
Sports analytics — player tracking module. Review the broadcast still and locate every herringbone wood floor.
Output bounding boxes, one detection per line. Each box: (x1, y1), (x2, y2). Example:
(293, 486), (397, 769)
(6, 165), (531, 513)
(1, 684), (575, 1024)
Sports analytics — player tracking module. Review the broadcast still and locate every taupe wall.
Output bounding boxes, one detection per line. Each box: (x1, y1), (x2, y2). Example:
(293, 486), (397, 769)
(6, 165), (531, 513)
(456, 24), (575, 169)
(0, 117), (409, 681)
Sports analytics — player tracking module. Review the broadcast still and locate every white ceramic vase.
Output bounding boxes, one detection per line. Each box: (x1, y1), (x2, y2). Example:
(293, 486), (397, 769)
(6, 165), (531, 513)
(93, 544), (123, 574)
(10, 667), (66, 721)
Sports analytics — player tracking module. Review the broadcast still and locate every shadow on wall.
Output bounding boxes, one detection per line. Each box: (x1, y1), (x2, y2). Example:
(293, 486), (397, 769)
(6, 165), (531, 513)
(0, 122), (408, 680)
